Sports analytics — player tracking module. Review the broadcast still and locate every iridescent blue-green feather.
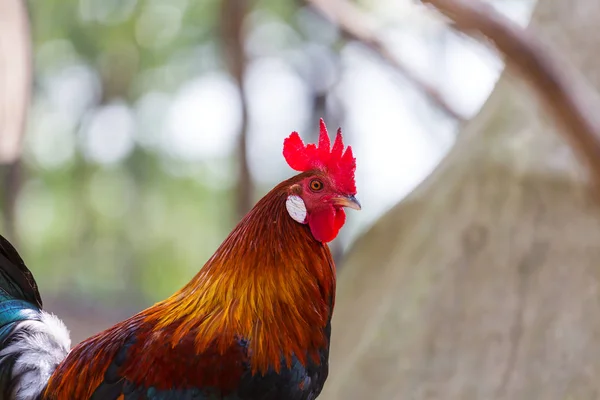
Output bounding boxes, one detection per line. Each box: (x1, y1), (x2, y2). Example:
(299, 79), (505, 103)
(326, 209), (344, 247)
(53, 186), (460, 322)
(0, 235), (70, 399)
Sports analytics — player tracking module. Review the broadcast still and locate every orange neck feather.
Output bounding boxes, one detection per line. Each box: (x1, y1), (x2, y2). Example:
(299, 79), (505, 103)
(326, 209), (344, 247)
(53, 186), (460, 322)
(145, 174), (336, 374)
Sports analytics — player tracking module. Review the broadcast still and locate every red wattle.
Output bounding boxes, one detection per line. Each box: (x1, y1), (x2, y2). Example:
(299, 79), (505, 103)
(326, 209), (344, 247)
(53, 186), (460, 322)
(308, 207), (346, 243)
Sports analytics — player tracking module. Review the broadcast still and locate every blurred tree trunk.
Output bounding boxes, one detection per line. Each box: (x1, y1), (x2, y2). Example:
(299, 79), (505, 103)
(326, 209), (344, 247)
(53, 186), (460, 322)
(221, 0), (252, 219)
(323, 1), (600, 400)
(0, 0), (31, 243)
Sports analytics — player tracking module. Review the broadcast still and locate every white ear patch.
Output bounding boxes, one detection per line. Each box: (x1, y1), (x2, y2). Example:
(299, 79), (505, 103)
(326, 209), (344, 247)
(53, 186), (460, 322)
(286, 195), (307, 224)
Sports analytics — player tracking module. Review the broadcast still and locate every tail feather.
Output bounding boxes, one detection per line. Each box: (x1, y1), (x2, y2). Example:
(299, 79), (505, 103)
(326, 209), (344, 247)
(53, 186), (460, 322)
(0, 234), (70, 400)
(0, 235), (42, 309)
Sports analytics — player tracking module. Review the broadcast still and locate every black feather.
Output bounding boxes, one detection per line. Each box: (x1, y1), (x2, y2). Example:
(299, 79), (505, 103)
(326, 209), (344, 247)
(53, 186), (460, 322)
(0, 234), (42, 309)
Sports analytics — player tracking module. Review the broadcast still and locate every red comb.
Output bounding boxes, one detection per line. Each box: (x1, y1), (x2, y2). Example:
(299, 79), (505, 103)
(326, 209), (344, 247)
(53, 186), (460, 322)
(283, 118), (356, 195)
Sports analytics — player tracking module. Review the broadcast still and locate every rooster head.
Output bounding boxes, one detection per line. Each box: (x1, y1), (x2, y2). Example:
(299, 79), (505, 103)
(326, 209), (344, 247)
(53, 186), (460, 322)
(282, 118), (360, 243)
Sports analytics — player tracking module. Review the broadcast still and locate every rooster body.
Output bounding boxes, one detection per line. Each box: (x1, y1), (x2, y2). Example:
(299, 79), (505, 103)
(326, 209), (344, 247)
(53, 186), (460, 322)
(0, 120), (359, 400)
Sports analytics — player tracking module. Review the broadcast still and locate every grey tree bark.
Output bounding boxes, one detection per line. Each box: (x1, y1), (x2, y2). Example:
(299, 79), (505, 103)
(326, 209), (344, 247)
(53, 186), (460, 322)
(322, 1), (600, 399)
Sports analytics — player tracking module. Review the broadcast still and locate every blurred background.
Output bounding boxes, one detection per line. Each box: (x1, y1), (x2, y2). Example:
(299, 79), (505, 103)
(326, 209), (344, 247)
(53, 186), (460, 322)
(1, 0), (535, 343)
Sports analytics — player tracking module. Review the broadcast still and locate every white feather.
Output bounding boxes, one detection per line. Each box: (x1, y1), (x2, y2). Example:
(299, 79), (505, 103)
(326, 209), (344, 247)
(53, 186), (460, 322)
(286, 195), (307, 224)
(0, 311), (71, 400)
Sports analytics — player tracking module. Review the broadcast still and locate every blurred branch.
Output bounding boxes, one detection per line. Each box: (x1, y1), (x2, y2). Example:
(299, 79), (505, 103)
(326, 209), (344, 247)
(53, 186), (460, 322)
(421, 0), (600, 188)
(0, 0), (32, 241)
(306, 0), (465, 121)
(221, 0), (253, 218)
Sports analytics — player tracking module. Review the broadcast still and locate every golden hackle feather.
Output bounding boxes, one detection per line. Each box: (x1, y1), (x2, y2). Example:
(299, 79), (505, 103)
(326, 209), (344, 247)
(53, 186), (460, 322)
(138, 172), (336, 373)
(143, 172), (336, 374)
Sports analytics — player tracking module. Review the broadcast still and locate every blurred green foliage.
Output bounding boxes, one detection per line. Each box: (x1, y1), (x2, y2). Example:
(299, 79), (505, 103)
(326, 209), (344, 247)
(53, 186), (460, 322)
(16, 0), (321, 307)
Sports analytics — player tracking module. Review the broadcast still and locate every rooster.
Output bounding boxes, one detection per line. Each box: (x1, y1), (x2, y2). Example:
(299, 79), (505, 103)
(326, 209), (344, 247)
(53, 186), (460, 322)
(0, 119), (360, 400)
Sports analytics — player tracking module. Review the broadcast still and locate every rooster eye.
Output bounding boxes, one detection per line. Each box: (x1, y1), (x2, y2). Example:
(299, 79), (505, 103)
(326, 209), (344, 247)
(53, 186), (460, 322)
(309, 179), (324, 192)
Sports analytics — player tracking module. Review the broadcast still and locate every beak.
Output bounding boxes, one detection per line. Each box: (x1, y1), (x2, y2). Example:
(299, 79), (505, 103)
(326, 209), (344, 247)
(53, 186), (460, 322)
(332, 195), (362, 210)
